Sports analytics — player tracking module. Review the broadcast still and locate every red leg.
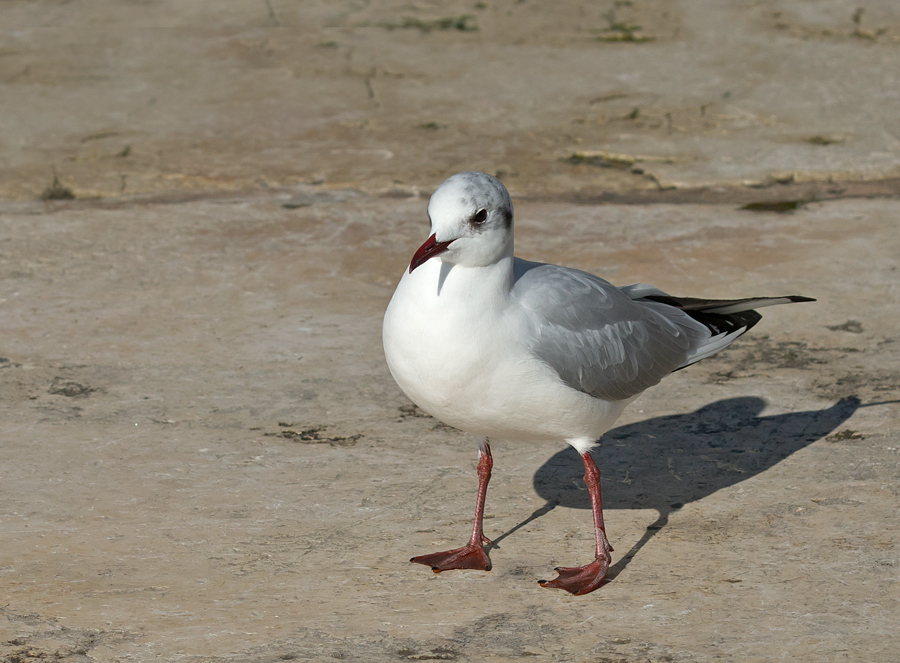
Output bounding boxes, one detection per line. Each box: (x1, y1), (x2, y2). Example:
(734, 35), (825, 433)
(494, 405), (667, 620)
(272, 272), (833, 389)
(540, 450), (612, 595)
(411, 440), (493, 572)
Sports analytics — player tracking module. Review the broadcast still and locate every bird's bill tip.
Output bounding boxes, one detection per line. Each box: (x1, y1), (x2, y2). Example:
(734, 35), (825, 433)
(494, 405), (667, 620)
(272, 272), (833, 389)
(409, 233), (454, 273)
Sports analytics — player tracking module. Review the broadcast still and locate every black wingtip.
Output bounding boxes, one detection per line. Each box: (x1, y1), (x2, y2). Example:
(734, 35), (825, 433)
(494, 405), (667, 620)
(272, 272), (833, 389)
(787, 295), (816, 303)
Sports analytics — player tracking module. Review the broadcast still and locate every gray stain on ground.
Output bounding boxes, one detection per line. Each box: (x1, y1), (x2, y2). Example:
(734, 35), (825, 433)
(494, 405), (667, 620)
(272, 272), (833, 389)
(48, 377), (98, 398)
(0, 608), (131, 663)
(265, 425), (363, 446)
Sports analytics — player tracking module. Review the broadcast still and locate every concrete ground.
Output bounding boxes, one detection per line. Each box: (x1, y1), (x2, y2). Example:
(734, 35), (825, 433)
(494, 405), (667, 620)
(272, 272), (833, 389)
(2, 2), (899, 662)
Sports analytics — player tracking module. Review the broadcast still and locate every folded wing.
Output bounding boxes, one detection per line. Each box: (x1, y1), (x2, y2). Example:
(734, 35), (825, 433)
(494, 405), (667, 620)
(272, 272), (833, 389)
(511, 263), (814, 402)
(511, 262), (708, 401)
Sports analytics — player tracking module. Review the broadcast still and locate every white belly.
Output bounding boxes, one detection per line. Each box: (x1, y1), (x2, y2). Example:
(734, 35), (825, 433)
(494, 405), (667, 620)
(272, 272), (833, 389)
(382, 259), (630, 446)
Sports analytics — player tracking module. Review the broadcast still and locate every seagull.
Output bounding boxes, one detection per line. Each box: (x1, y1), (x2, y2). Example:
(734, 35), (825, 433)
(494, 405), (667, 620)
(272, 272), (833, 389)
(382, 171), (814, 595)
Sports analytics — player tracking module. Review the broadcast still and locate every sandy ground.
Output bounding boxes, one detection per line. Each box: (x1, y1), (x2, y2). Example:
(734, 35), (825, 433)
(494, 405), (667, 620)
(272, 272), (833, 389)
(2, 2), (899, 662)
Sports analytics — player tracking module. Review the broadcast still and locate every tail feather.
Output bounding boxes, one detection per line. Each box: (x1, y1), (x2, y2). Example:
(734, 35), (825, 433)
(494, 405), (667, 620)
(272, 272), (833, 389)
(631, 291), (816, 370)
(642, 293), (815, 315)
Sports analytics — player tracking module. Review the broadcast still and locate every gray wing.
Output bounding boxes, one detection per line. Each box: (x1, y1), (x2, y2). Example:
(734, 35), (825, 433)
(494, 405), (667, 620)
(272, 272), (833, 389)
(511, 261), (710, 401)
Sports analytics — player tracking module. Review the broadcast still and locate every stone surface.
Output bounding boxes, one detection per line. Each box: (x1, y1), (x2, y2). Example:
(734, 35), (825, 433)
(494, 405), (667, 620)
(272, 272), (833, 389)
(2, 193), (898, 662)
(1, 2), (899, 662)
(3, 0), (900, 200)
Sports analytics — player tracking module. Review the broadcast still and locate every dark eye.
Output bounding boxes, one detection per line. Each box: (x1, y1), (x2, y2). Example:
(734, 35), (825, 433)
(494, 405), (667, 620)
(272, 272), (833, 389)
(471, 208), (488, 224)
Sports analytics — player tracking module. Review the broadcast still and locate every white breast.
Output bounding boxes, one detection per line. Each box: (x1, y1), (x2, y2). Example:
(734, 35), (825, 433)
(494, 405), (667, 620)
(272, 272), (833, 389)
(383, 257), (631, 445)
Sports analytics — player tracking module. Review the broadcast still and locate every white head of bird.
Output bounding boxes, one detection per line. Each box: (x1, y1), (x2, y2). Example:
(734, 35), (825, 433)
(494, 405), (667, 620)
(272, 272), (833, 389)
(410, 171), (515, 273)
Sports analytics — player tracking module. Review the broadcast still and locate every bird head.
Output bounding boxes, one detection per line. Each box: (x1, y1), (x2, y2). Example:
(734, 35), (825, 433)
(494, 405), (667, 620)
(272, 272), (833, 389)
(409, 171), (514, 273)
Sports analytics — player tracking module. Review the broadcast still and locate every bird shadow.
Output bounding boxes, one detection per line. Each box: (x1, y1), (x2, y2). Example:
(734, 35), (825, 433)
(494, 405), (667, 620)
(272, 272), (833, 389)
(488, 396), (865, 578)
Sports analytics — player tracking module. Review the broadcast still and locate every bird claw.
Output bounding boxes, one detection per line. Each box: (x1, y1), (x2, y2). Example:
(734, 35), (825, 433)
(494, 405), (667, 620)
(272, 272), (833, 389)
(411, 542), (492, 572)
(538, 555), (610, 595)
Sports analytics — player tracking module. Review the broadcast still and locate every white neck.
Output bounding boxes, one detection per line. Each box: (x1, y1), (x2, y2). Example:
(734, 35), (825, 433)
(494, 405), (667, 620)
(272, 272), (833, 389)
(433, 254), (515, 302)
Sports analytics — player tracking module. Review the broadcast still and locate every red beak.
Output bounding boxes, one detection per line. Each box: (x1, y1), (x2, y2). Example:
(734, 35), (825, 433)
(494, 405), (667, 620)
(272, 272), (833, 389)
(409, 234), (454, 273)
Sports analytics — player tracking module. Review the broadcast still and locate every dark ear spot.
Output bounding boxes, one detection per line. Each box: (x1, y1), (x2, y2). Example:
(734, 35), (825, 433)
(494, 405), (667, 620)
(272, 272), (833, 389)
(499, 206), (512, 228)
(471, 208), (488, 224)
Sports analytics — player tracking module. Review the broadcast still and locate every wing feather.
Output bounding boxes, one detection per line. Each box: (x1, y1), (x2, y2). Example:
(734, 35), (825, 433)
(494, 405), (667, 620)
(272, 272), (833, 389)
(511, 262), (709, 401)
